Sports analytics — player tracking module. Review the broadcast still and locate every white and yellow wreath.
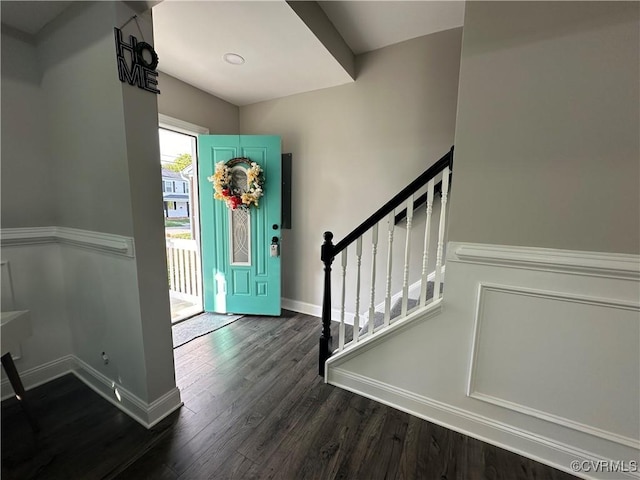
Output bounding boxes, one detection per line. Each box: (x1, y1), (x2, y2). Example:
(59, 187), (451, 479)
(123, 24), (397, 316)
(208, 157), (264, 210)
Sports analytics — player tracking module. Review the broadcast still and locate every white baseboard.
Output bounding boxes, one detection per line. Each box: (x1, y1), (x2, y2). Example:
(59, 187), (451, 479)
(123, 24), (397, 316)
(1, 354), (76, 400)
(72, 357), (182, 429)
(327, 368), (638, 480)
(281, 297), (357, 324)
(2, 355), (182, 429)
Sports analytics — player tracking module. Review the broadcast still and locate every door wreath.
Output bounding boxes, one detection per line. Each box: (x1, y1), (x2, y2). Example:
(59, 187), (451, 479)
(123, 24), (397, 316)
(208, 157), (264, 210)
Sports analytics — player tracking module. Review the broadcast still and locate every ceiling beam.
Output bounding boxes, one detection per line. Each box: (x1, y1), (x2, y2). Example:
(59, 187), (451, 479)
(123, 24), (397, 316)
(286, 1), (355, 80)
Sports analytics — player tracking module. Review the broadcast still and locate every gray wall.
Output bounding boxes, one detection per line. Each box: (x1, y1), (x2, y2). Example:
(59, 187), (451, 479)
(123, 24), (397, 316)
(448, 1), (640, 254)
(240, 28), (462, 306)
(157, 72), (239, 133)
(39, 2), (134, 237)
(1, 2), (177, 405)
(1, 31), (56, 228)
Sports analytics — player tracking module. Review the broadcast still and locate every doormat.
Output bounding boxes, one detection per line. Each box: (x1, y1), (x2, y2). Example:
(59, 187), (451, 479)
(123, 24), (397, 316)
(172, 312), (243, 348)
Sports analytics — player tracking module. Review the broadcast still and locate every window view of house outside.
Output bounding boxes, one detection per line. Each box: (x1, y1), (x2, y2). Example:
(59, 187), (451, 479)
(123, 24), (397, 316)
(159, 129), (193, 240)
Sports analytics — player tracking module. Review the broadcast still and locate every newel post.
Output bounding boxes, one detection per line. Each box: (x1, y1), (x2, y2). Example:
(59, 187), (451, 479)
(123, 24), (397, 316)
(319, 231), (334, 376)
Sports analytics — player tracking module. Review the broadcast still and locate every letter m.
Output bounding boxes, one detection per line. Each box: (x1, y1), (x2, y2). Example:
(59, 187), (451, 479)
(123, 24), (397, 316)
(118, 57), (143, 86)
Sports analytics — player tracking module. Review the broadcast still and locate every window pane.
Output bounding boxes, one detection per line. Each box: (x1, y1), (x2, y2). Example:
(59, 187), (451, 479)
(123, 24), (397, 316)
(229, 167), (250, 265)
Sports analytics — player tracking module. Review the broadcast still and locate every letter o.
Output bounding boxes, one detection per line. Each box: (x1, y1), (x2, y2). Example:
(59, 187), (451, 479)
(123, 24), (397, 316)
(135, 42), (159, 70)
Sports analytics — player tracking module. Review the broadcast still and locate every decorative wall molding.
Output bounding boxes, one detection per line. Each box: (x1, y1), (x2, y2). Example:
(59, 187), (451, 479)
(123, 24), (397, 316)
(471, 391), (639, 450)
(450, 242), (640, 280)
(1, 226), (135, 257)
(467, 283), (640, 450)
(1, 355), (182, 429)
(327, 368), (637, 480)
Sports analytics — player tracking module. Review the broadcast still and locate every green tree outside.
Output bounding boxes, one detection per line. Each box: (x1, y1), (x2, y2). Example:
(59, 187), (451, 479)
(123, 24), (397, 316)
(166, 153), (192, 172)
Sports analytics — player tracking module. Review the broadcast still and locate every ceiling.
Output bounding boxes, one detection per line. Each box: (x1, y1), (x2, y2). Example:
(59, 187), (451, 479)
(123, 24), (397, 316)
(318, 1), (465, 55)
(0, 1), (465, 106)
(1, 1), (72, 35)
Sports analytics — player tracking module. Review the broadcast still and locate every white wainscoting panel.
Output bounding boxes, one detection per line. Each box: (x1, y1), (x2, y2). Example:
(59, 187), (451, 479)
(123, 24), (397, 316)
(468, 283), (640, 449)
(0, 227), (181, 428)
(0, 241), (73, 394)
(327, 242), (640, 480)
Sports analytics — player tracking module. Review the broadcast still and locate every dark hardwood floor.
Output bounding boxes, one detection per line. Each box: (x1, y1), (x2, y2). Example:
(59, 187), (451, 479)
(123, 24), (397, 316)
(2, 310), (577, 480)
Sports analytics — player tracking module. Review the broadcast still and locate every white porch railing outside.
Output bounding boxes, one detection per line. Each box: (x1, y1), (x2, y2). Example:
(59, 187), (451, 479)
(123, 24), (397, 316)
(166, 238), (202, 304)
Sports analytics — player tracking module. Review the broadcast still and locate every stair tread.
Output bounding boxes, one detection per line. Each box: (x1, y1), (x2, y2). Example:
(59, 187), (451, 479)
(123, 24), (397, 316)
(358, 282), (442, 337)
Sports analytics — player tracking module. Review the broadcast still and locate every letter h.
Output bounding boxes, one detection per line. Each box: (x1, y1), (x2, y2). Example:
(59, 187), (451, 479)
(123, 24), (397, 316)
(114, 27), (137, 59)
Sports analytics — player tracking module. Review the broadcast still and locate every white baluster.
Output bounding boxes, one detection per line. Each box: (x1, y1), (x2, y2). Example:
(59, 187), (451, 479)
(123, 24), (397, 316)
(368, 224), (379, 336)
(434, 167), (450, 299)
(338, 250), (347, 352)
(383, 212), (395, 326)
(175, 247), (179, 292)
(167, 247), (174, 291)
(401, 195), (414, 317)
(353, 237), (363, 343)
(190, 250), (197, 297)
(180, 249), (187, 294)
(420, 179), (435, 306)
(171, 245), (179, 292)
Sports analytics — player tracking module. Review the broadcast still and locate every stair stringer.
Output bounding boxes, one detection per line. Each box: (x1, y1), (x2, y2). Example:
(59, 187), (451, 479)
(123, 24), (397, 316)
(325, 299), (443, 375)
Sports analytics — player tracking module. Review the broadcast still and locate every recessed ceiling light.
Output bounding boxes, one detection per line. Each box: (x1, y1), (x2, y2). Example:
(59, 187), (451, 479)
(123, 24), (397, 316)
(223, 53), (245, 65)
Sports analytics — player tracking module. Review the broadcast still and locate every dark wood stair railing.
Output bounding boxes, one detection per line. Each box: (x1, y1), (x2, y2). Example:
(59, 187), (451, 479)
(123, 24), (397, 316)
(319, 146), (454, 376)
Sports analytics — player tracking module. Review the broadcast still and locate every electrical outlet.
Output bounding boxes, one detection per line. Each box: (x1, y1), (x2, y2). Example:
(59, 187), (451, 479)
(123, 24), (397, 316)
(102, 352), (109, 365)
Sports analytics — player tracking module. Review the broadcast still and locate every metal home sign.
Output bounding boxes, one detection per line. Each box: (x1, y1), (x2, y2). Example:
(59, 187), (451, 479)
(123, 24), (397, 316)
(114, 27), (160, 94)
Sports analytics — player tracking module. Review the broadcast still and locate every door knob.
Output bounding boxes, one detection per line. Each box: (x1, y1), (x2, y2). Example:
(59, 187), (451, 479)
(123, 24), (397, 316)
(270, 236), (280, 257)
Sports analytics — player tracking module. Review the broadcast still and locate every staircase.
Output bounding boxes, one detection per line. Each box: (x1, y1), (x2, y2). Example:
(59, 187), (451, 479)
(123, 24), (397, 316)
(358, 279), (442, 338)
(319, 147), (453, 376)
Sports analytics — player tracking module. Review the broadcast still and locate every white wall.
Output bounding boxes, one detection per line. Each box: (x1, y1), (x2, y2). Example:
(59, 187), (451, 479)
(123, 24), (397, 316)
(166, 202), (188, 218)
(118, 2), (176, 401)
(448, 1), (639, 254)
(240, 28), (462, 310)
(60, 241), (148, 397)
(0, 243), (72, 391)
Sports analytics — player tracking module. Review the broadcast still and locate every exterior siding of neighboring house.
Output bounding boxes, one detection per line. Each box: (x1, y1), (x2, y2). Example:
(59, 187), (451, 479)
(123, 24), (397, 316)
(161, 169), (190, 218)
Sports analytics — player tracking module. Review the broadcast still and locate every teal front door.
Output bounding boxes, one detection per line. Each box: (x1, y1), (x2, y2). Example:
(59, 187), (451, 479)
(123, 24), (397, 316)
(198, 135), (281, 315)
